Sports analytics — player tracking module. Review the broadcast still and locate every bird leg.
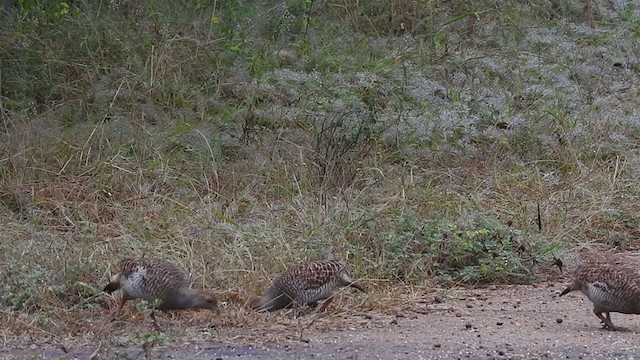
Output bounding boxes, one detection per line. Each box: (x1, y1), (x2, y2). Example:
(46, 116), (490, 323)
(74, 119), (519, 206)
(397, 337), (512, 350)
(317, 297), (334, 313)
(292, 298), (313, 318)
(292, 299), (303, 319)
(149, 309), (162, 332)
(594, 309), (628, 331)
(110, 297), (128, 322)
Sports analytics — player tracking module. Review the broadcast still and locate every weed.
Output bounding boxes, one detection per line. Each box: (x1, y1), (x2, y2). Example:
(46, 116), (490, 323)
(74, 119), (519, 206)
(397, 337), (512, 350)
(135, 330), (168, 359)
(368, 211), (549, 284)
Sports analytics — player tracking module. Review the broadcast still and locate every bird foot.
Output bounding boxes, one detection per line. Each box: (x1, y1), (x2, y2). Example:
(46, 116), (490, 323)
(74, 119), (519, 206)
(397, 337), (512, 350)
(150, 311), (163, 332)
(317, 298), (334, 313)
(602, 324), (630, 332)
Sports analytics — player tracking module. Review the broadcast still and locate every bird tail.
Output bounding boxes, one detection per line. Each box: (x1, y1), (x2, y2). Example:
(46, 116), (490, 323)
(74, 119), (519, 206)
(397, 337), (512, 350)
(559, 284), (575, 297)
(250, 289), (292, 311)
(103, 274), (121, 293)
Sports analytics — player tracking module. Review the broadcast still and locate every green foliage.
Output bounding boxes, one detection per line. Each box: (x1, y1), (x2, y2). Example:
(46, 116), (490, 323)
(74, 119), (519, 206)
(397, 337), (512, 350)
(212, 0), (258, 58)
(375, 212), (544, 284)
(135, 298), (164, 311)
(136, 330), (169, 358)
(136, 330), (168, 346)
(0, 262), (46, 310)
(0, 231), (103, 311)
(17, 0), (80, 22)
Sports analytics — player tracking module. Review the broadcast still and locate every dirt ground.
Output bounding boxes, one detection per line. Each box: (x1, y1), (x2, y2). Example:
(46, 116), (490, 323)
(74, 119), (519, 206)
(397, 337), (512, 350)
(4, 282), (640, 359)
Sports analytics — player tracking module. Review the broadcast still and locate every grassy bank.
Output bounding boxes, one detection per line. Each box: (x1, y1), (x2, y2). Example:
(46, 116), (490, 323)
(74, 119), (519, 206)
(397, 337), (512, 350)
(1, 0), (640, 346)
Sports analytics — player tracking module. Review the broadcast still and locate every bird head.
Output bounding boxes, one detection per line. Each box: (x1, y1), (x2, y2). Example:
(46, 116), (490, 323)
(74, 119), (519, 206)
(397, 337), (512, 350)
(249, 296), (265, 310)
(192, 290), (220, 313)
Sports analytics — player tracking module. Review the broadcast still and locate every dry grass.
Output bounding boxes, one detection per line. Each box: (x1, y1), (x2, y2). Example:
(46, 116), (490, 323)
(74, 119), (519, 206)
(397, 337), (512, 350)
(0, 286), (401, 358)
(2, 0), (640, 355)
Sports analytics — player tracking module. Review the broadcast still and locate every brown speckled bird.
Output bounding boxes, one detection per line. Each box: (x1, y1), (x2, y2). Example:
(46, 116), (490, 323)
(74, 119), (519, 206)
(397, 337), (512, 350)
(250, 260), (365, 312)
(559, 263), (640, 331)
(104, 257), (219, 327)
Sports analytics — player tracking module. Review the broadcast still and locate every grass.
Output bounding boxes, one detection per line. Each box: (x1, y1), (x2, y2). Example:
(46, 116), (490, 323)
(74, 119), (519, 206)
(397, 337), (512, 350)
(2, 0), (640, 354)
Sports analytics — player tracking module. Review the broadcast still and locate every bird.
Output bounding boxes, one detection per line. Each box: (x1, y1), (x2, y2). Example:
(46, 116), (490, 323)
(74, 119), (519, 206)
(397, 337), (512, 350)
(250, 260), (366, 313)
(103, 257), (219, 328)
(559, 263), (640, 331)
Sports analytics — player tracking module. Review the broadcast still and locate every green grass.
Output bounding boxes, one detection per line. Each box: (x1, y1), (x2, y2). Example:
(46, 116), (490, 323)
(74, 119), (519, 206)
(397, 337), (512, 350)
(2, 0), (640, 350)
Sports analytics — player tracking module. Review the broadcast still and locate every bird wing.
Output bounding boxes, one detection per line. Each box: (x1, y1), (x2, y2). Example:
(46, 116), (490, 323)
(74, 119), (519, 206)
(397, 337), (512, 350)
(577, 264), (640, 297)
(296, 261), (344, 290)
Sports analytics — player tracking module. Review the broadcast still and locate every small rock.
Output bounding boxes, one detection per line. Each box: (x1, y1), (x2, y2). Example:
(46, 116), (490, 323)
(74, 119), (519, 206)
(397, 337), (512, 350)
(390, 319), (398, 325)
(455, 312), (463, 317)
(434, 295), (444, 303)
(466, 303), (473, 308)
(488, 285), (497, 290)
(465, 323), (473, 329)
(498, 350), (505, 355)
(433, 343), (441, 348)
(556, 318), (563, 324)
(496, 322), (504, 326)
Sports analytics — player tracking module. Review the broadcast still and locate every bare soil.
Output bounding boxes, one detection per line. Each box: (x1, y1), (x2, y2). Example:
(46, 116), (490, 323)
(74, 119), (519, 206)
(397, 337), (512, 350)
(4, 283), (640, 359)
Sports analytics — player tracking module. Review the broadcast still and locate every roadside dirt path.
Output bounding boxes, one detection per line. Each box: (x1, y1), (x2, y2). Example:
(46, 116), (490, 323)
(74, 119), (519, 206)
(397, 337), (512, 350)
(5, 284), (640, 359)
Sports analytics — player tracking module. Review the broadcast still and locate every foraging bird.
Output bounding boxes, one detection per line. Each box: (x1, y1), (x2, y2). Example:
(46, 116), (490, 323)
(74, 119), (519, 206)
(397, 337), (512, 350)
(559, 263), (640, 331)
(250, 260), (366, 312)
(103, 257), (219, 327)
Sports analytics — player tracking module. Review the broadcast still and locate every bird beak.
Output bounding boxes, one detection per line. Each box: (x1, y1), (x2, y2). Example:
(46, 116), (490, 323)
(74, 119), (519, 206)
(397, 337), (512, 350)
(553, 257), (564, 274)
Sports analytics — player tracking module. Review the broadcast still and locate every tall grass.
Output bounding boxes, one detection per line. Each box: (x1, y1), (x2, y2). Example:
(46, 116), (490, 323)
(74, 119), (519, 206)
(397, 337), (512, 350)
(1, 0), (640, 349)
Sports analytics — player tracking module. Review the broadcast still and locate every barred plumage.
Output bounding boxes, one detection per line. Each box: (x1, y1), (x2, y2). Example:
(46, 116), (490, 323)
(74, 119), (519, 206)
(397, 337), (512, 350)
(251, 260), (366, 312)
(104, 257), (219, 323)
(559, 263), (640, 331)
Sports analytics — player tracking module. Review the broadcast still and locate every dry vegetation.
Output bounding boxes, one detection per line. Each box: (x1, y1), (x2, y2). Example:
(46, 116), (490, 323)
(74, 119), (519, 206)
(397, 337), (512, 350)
(1, 0), (640, 356)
